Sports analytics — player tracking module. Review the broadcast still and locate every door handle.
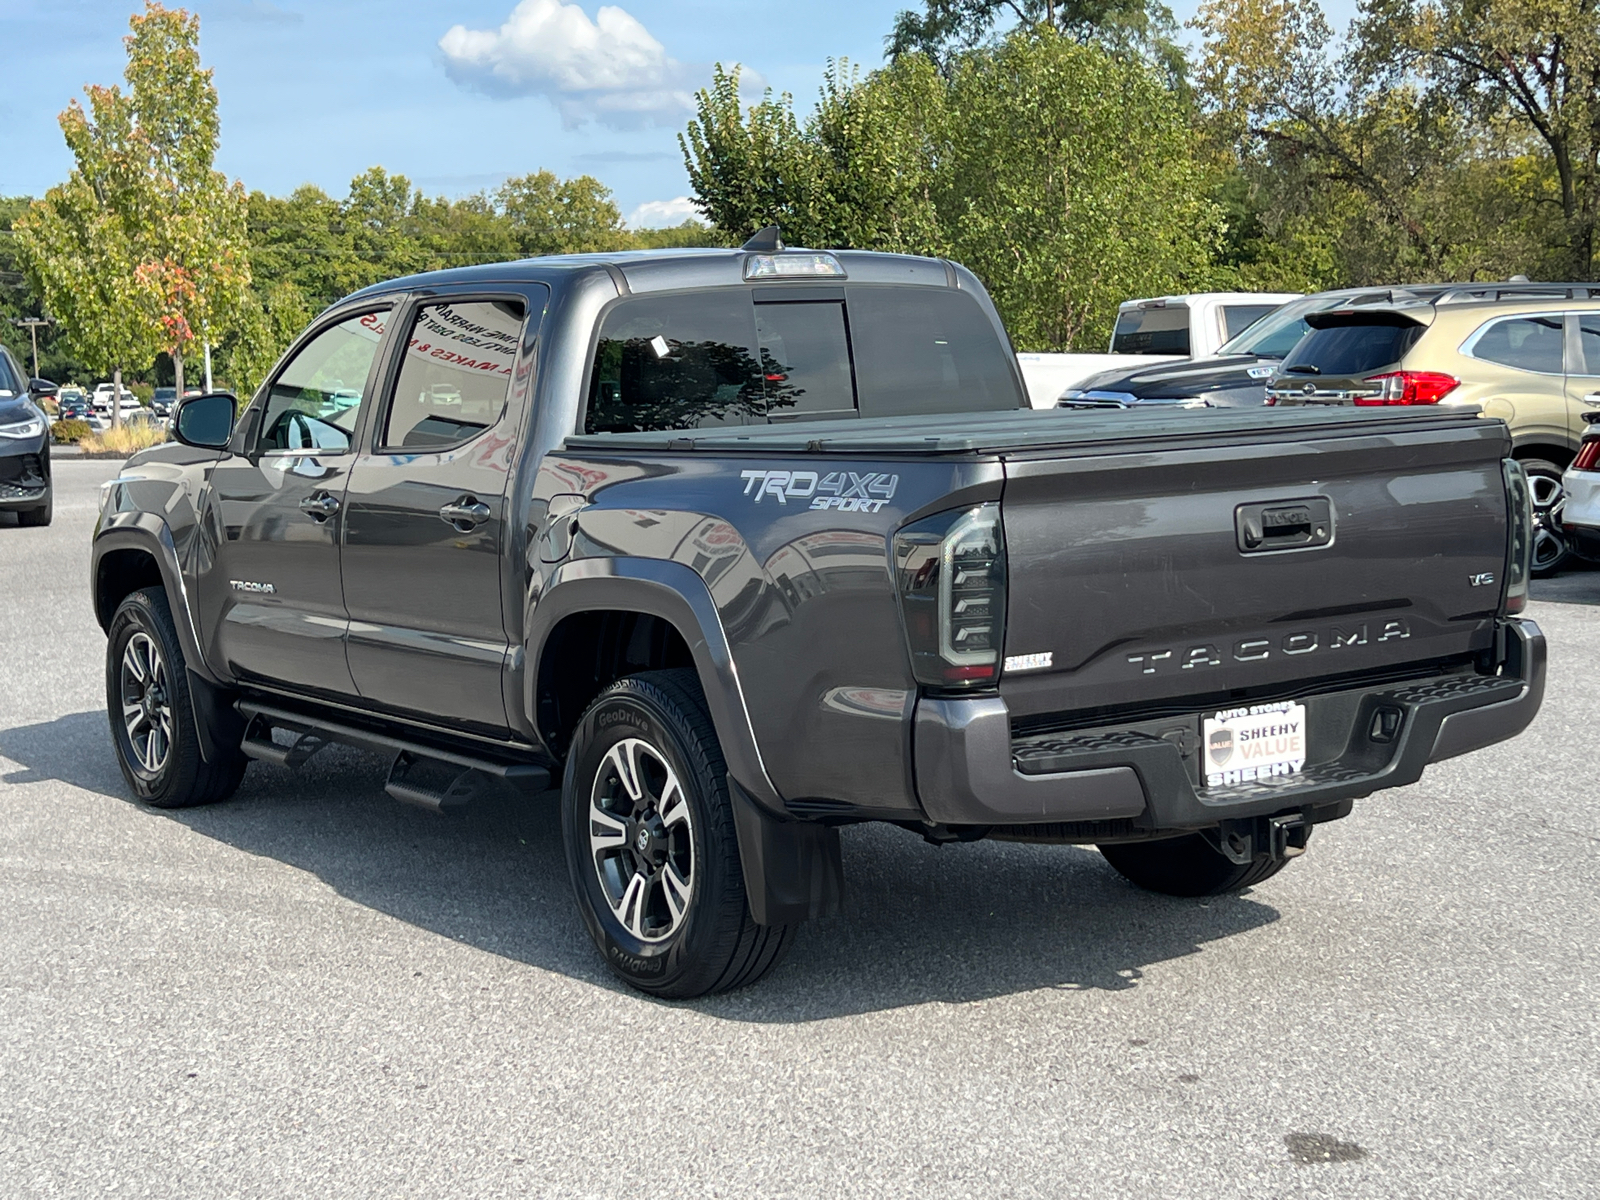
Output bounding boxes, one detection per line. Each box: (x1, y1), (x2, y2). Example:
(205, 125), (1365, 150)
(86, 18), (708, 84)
(1582, 392), (1600, 405)
(298, 492), (340, 520)
(439, 497), (491, 531)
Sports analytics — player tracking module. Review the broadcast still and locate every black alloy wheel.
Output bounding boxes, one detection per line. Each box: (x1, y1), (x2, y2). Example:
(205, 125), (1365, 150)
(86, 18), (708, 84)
(588, 736), (697, 943)
(561, 669), (792, 998)
(106, 587), (248, 808)
(1522, 458), (1570, 577)
(119, 629), (175, 777)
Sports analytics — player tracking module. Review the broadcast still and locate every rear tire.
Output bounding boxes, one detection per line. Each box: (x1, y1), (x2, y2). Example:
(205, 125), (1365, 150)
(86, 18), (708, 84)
(1521, 458), (1570, 577)
(106, 587), (247, 808)
(16, 488), (51, 527)
(1098, 831), (1307, 897)
(561, 668), (792, 998)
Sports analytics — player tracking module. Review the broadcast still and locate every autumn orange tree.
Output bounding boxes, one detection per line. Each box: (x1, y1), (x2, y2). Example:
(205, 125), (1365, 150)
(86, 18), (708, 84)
(15, 2), (248, 415)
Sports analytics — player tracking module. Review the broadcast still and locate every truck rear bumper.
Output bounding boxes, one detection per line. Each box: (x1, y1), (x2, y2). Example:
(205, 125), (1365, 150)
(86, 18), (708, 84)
(912, 618), (1545, 832)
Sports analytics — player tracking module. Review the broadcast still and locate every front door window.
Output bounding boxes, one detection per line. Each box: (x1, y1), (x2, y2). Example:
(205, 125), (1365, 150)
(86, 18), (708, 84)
(259, 312), (387, 454)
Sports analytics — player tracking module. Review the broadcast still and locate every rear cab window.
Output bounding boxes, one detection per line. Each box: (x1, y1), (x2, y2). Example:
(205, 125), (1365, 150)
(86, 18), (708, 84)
(1111, 304), (1190, 354)
(583, 285), (1022, 434)
(1282, 322), (1424, 376)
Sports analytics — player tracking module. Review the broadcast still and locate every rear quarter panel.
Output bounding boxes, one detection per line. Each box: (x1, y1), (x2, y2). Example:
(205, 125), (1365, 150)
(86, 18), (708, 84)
(532, 449), (1003, 815)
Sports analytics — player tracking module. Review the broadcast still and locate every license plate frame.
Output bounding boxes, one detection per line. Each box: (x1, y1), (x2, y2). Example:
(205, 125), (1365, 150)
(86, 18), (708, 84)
(1202, 701), (1307, 788)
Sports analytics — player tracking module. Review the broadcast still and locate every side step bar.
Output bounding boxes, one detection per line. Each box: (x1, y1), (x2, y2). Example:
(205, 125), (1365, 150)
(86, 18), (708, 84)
(237, 700), (552, 812)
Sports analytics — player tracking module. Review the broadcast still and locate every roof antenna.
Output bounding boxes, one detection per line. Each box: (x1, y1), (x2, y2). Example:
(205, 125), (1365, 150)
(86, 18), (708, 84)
(742, 225), (784, 252)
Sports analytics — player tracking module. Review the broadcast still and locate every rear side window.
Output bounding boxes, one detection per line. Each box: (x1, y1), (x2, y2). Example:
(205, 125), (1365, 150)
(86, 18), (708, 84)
(1469, 316), (1565, 374)
(847, 287), (1023, 417)
(1283, 322), (1423, 376)
(585, 294), (764, 434)
(1111, 304), (1189, 354)
(1222, 304), (1277, 341)
(383, 299), (525, 449)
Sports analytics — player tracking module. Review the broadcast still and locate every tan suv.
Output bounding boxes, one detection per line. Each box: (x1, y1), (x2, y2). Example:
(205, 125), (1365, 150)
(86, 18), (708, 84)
(1268, 287), (1600, 572)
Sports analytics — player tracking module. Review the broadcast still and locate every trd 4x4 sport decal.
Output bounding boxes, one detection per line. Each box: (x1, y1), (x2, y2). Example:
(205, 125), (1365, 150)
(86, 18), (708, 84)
(740, 469), (899, 512)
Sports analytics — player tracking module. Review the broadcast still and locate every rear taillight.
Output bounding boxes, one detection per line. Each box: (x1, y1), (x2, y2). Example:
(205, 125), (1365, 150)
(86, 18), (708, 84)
(1356, 371), (1460, 406)
(1572, 438), (1600, 472)
(893, 503), (1006, 688)
(1502, 458), (1532, 615)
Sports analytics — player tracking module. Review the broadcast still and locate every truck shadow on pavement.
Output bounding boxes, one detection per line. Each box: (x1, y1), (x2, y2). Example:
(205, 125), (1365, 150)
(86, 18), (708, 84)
(2, 710), (1281, 1021)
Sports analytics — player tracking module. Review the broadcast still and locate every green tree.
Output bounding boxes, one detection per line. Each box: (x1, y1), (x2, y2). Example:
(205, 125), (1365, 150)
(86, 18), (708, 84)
(1193, 0), (1572, 288)
(681, 30), (1221, 350)
(222, 279), (311, 400)
(938, 33), (1221, 349)
(679, 66), (825, 244)
(1354, 0), (1600, 277)
(887, 0), (1187, 84)
(496, 170), (633, 256)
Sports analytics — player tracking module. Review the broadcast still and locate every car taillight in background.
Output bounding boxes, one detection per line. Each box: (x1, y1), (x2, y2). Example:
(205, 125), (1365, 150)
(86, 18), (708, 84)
(893, 503), (1007, 688)
(1501, 458), (1532, 615)
(1355, 371), (1460, 406)
(1571, 438), (1600, 473)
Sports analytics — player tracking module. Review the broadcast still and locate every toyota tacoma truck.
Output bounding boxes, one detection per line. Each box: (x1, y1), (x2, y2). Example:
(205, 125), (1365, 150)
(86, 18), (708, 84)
(92, 237), (1544, 998)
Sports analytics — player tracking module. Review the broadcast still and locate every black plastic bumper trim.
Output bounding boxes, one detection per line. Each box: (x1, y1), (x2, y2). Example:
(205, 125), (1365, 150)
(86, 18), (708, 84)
(912, 619), (1545, 830)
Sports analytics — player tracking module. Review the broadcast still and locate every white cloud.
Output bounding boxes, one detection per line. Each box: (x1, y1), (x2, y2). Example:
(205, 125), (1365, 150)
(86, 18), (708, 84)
(628, 197), (701, 229)
(439, 0), (693, 129)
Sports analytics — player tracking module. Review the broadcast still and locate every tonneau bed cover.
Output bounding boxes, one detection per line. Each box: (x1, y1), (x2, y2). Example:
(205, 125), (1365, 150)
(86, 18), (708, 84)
(564, 405), (1488, 457)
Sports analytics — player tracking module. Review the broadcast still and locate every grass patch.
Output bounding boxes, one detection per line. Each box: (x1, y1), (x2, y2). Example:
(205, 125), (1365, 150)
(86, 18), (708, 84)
(79, 423), (169, 458)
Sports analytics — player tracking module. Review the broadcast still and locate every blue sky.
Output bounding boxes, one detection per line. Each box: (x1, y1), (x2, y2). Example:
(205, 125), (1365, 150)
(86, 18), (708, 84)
(2, 0), (1360, 226)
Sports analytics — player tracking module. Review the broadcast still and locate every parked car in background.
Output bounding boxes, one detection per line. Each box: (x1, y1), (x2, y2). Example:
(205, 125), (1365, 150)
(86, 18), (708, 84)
(151, 387), (177, 417)
(92, 382), (141, 414)
(57, 385), (87, 414)
(1267, 284), (1600, 574)
(1560, 415), (1600, 560)
(1055, 283), (1588, 412)
(1017, 291), (1301, 406)
(0, 346), (52, 526)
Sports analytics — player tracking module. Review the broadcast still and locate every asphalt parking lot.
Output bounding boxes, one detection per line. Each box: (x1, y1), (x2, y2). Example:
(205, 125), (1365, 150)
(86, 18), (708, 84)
(2, 459), (1598, 1198)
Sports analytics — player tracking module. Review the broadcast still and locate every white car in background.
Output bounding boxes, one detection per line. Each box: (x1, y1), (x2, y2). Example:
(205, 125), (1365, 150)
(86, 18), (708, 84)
(1561, 416), (1600, 564)
(91, 382), (141, 414)
(1016, 291), (1302, 408)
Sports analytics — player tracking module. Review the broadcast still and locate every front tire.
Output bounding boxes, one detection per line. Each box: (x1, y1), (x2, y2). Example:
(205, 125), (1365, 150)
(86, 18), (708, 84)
(561, 669), (792, 998)
(1098, 831), (1306, 897)
(106, 587), (247, 808)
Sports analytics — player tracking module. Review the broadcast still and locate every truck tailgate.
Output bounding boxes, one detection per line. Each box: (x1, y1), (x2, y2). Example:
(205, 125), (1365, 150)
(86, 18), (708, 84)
(998, 414), (1511, 723)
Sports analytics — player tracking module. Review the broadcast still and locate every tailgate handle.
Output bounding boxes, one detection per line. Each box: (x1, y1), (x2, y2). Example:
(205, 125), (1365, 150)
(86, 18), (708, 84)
(1236, 498), (1333, 553)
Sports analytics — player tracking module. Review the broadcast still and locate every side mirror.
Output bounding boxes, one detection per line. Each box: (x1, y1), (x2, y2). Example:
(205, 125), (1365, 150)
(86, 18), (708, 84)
(28, 378), (57, 399)
(173, 391), (237, 449)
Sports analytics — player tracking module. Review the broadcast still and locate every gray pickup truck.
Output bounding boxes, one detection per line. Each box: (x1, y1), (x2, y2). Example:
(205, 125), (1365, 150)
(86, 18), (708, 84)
(92, 240), (1544, 997)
